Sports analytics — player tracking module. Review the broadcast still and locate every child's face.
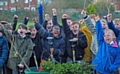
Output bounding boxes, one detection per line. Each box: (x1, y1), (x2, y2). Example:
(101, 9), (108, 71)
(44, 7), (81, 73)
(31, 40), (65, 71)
(104, 32), (114, 44)
(114, 21), (120, 30)
(70, 24), (79, 35)
(46, 20), (53, 31)
(30, 27), (37, 38)
(67, 19), (72, 27)
(52, 26), (60, 37)
(101, 21), (108, 30)
(18, 26), (26, 37)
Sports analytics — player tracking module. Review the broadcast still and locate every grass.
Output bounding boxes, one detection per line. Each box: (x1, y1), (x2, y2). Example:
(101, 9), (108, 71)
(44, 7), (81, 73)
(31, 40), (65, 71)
(15, 21), (34, 30)
(15, 21), (63, 30)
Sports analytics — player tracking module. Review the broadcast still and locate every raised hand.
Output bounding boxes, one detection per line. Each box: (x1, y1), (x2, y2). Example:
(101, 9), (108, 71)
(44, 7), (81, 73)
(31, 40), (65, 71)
(38, 4), (43, 14)
(81, 10), (87, 17)
(107, 14), (112, 22)
(14, 15), (18, 18)
(95, 15), (100, 22)
(52, 8), (57, 16)
(25, 17), (29, 20)
(32, 17), (37, 23)
(79, 19), (84, 25)
(45, 14), (50, 21)
(62, 14), (68, 19)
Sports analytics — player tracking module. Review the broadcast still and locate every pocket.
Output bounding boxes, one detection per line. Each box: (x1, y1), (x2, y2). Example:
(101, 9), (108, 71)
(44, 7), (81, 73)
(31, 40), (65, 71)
(92, 57), (102, 68)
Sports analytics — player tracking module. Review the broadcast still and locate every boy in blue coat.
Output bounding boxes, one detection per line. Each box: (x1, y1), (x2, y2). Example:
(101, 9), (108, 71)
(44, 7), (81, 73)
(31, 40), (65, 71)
(0, 32), (8, 74)
(92, 16), (120, 74)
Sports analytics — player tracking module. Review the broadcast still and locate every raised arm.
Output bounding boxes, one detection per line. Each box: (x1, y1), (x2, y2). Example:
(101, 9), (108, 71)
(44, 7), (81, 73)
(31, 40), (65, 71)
(38, 4), (44, 25)
(42, 14), (50, 29)
(52, 8), (59, 26)
(81, 10), (96, 35)
(95, 16), (104, 45)
(62, 14), (71, 36)
(12, 15), (18, 31)
(32, 18), (48, 38)
(23, 16), (29, 25)
(107, 14), (119, 37)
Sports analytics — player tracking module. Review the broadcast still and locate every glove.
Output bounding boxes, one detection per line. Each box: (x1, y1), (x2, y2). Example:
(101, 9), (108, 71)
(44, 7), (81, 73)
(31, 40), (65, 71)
(38, 4), (43, 14)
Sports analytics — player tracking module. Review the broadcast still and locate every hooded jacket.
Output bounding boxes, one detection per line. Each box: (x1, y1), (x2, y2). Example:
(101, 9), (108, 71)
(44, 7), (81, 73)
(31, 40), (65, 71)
(92, 20), (120, 74)
(0, 26), (34, 71)
(35, 23), (66, 63)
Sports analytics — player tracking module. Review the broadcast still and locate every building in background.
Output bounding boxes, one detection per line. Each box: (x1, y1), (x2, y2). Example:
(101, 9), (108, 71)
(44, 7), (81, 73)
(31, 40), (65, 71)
(93, 0), (120, 11)
(0, 0), (37, 12)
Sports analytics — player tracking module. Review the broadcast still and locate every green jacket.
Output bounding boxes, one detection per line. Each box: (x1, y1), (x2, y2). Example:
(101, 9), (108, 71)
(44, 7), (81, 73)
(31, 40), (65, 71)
(0, 26), (34, 71)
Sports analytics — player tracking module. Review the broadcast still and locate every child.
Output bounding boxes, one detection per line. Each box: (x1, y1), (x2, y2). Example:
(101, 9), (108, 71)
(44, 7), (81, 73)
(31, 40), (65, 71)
(62, 14), (87, 62)
(92, 16), (120, 74)
(28, 25), (43, 67)
(3, 24), (12, 74)
(33, 18), (66, 63)
(78, 19), (92, 62)
(43, 14), (53, 31)
(107, 14), (120, 46)
(0, 32), (8, 74)
(0, 23), (34, 74)
(113, 18), (120, 30)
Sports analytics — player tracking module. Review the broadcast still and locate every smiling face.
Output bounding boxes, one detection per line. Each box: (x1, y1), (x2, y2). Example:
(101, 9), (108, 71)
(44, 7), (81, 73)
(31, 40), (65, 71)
(46, 20), (53, 31)
(17, 24), (27, 37)
(104, 29), (116, 44)
(52, 26), (60, 37)
(29, 26), (37, 38)
(70, 22), (80, 35)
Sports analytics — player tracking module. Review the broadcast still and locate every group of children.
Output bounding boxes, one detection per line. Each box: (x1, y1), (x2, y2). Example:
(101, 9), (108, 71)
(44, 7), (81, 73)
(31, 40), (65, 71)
(0, 4), (120, 74)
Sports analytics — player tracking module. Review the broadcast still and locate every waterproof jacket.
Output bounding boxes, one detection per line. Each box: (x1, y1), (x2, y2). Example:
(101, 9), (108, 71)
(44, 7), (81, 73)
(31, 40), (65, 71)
(0, 26), (34, 71)
(81, 26), (92, 62)
(0, 35), (8, 68)
(62, 18), (87, 61)
(107, 21), (120, 46)
(84, 16), (98, 55)
(92, 20), (120, 74)
(35, 23), (66, 63)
